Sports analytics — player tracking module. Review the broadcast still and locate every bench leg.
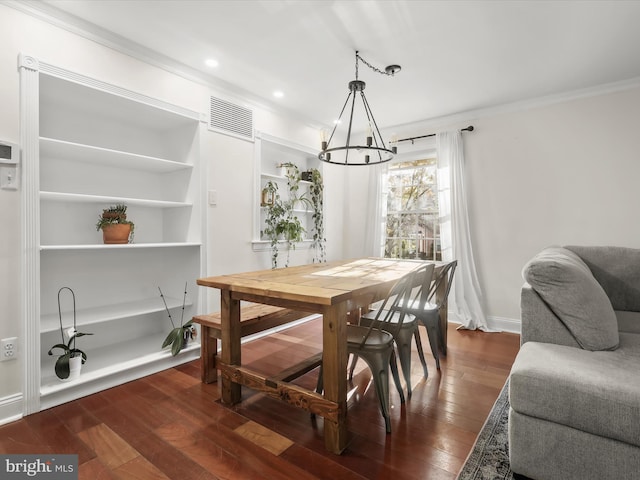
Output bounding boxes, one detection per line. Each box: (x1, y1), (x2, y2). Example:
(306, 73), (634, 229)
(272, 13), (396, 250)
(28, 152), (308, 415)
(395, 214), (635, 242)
(201, 325), (219, 384)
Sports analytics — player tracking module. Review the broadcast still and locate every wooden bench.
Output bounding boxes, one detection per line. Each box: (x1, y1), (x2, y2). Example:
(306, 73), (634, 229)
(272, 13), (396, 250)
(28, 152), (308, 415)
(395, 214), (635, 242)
(192, 304), (315, 383)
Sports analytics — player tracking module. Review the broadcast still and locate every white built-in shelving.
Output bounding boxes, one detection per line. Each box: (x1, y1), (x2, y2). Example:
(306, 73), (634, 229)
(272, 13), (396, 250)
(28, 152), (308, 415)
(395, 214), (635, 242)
(20, 55), (205, 413)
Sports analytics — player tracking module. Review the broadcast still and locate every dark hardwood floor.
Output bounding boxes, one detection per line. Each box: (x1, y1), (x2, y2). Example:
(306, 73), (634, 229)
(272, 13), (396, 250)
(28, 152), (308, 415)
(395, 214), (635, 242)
(0, 319), (521, 479)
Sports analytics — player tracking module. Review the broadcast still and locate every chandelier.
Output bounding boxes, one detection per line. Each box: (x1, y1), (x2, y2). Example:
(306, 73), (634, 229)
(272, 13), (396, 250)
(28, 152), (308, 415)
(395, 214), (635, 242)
(319, 51), (400, 166)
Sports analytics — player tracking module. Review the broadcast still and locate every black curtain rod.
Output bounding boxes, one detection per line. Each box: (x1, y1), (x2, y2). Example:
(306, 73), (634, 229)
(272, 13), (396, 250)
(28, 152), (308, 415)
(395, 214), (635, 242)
(397, 125), (474, 144)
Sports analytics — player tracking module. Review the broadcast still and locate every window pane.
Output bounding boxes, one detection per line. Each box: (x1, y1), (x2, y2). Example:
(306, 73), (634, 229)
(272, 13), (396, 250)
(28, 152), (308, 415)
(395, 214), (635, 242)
(383, 158), (441, 260)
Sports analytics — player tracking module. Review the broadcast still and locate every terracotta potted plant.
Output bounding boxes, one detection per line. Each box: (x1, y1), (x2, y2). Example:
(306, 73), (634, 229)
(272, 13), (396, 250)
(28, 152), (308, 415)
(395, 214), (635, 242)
(96, 203), (134, 244)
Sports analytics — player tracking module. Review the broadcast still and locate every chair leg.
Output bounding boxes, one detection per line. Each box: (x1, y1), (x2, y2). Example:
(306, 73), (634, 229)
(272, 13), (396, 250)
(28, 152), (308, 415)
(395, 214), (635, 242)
(389, 350), (405, 404)
(315, 363), (324, 394)
(348, 353), (358, 380)
(359, 350), (393, 433)
(394, 327), (416, 398)
(424, 322), (441, 370)
(413, 328), (429, 378)
(373, 368), (392, 434)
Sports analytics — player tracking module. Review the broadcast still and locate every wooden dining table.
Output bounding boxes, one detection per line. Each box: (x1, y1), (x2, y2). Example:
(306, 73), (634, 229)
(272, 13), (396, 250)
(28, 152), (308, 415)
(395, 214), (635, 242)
(196, 257), (448, 454)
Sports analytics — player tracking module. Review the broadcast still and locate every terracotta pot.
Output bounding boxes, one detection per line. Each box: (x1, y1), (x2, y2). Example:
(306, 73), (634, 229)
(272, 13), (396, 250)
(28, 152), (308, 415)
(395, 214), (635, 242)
(102, 224), (131, 244)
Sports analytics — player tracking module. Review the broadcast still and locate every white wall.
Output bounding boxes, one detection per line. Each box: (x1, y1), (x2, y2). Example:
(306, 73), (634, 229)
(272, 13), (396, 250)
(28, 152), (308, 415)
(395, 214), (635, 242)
(466, 87), (640, 322)
(343, 86), (640, 328)
(0, 4), (342, 419)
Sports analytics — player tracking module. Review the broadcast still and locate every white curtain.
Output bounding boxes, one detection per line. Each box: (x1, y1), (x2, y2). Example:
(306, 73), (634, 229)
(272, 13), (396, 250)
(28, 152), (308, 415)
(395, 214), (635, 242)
(363, 162), (388, 256)
(436, 131), (491, 331)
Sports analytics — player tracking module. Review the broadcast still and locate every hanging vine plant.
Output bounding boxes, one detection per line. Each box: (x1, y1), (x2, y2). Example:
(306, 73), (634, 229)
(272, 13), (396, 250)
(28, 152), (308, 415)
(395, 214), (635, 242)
(263, 180), (286, 268)
(308, 168), (326, 263)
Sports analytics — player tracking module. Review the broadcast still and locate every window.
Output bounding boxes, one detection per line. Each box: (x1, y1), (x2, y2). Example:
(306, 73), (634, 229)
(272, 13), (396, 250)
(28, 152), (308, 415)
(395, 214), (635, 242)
(383, 157), (441, 261)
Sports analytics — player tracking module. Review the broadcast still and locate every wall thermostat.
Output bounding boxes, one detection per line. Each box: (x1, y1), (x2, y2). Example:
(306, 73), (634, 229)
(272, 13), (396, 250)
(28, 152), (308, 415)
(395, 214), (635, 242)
(0, 140), (20, 190)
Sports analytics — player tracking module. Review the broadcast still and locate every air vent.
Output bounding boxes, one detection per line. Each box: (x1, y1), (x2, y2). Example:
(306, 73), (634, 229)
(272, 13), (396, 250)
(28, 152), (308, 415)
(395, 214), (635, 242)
(208, 96), (254, 141)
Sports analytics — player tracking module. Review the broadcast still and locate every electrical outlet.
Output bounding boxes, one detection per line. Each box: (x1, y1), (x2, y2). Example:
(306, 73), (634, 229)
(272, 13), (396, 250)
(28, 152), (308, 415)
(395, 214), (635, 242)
(1, 337), (18, 361)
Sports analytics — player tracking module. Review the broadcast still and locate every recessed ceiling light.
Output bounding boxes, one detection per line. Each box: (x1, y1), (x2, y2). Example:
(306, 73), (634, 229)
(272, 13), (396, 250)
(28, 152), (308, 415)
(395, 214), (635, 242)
(205, 58), (219, 68)
(333, 119), (342, 125)
(273, 90), (284, 98)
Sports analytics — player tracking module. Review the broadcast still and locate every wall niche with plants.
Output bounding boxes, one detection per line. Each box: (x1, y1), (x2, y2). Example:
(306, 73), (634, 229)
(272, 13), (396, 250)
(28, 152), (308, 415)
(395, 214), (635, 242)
(256, 134), (325, 268)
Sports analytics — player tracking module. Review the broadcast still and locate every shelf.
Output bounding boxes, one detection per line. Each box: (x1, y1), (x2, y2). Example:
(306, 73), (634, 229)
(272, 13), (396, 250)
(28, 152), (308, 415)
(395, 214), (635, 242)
(40, 137), (193, 173)
(40, 331), (200, 396)
(261, 173), (311, 185)
(259, 206), (311, 214)
(40, 191), (192, 208)
(40, 242), (201, 251)
(261, 172), (284, 180)
(40, 296), (192, 333)
(40, 74), (200, 132)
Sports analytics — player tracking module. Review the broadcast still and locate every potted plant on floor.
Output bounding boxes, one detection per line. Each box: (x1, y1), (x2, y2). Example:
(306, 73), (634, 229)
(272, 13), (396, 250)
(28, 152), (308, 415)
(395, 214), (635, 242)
(48, 287), (93, 381)
(159, 283), (196, 356)
(96, 203), (134, 244)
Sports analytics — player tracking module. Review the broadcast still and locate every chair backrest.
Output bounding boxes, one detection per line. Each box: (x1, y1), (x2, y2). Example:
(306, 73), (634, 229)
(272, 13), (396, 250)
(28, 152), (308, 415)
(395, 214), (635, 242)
(356, 268), (419, 349)
(428, 260), (457, 308)
(406, 263), (437, 313)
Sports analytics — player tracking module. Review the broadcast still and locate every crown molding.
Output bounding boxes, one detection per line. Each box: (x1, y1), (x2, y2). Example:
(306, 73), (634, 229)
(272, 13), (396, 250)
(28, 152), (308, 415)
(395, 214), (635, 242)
(387, 75), (640, 135)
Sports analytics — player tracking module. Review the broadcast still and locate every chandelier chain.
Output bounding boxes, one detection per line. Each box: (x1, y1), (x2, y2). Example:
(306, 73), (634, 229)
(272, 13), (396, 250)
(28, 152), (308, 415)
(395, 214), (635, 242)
(356, 52), (396, 77)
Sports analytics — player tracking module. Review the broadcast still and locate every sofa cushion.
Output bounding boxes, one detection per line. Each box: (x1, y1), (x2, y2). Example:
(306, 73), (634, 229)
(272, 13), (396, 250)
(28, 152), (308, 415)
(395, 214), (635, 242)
(565, 246), (640, 312)
(523, 246), (619, 350)
(617, 310), (640, 334)
(510, 335), (640, 448)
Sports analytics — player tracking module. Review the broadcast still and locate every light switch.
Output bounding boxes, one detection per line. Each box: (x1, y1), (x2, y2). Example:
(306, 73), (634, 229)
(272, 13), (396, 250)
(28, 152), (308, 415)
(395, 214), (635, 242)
(0, 165), (18, 190)
(208, 190), (217, 206)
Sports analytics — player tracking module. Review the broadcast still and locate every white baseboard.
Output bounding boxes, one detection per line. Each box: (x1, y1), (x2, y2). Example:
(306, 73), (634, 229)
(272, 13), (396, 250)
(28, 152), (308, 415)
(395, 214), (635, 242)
(448, 314), (521, 334)
(487, 315), (521, 334)
(0, 393), (23, 426)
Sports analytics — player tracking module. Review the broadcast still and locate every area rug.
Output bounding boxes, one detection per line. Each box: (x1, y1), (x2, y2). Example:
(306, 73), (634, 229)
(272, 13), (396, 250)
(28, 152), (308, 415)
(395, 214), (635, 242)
(456, 379), (514, 480)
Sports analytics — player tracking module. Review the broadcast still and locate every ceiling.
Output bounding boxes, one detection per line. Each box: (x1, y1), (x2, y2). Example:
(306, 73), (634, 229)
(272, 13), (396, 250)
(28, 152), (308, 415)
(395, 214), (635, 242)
(28, 0), (640, 129)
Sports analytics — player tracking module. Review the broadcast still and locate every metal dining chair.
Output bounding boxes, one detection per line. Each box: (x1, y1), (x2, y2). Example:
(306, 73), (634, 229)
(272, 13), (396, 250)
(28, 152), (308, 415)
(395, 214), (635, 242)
(349, 263), (436, 398)
(407, 260), (457, 370)
(316, 268), (419, 433)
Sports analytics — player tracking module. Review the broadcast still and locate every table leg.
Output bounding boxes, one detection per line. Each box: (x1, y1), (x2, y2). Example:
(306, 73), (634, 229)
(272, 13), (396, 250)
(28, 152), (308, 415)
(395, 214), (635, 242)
(200, 325), (218, 384)
(436, 273), (448, 356)
(322, 302), (348, 454)
(220, 289), (241, 404)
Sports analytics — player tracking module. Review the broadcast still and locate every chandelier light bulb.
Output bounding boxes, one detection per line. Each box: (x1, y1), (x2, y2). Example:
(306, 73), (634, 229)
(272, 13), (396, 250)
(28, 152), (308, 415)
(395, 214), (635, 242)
(390, 133), (398, 154)
(320, 129), (328, 150)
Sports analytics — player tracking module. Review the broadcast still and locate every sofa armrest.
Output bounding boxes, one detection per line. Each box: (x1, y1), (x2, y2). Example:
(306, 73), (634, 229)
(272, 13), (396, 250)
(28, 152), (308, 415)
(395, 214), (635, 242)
(521, 283), (581, 347)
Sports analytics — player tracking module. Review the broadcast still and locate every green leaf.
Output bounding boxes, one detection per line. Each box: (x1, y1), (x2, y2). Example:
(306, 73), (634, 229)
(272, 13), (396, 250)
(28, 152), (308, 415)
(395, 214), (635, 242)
(54, 353), (71, 379)
(162, 328), (180, 348)
(171, 334), (184, 356)
(48, 344), (69, 356)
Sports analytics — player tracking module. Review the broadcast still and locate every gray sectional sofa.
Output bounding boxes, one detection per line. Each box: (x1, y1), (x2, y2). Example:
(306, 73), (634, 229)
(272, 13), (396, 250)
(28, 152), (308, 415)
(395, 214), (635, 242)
(509, 245), (640, 480)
